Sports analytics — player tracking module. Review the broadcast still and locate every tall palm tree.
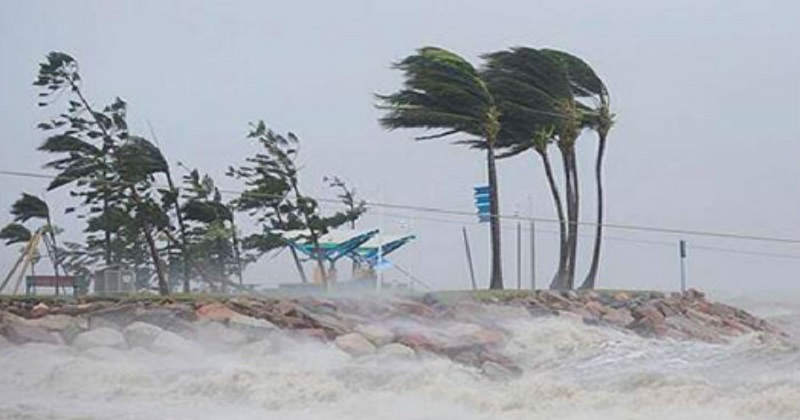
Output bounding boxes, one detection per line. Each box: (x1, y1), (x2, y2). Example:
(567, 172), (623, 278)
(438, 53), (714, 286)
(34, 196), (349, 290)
(377, 46), (505, 289)
(482, 47), (573, 289)
(580, 96), (613, 290)
(482, 47), (585, 289)
(540, 50), (613, 290)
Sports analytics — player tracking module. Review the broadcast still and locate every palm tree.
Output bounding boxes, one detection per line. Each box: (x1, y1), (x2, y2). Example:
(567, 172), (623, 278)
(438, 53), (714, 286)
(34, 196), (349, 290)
(2, 194), (63, 277)
(377, 46), (505, 290)
(482, 47), (574, 288)
(482, 47), (586, 289)
(539, 50), (613, 290)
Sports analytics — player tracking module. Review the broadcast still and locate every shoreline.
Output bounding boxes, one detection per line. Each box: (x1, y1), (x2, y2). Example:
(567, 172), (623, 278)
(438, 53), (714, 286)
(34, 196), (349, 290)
(0, 289), (789, 378)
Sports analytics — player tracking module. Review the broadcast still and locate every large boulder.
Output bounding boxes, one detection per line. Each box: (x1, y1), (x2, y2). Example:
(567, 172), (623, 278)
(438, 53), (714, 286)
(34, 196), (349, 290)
(73, 327), (126, 350)
(28, 314), (89, 332)
(195, 303), (238, 322)
(601, 308), (635, 327)
(86, 303), (140, 330)
(334, 333), (376, 357)
(627, 303), (669, 337)
(1, 312), (64, 345)
(354, 324), (395, 346)
(228, 313), (278, 339)
(31, 302), (50, 318)
(664, 316), (722, 343)
(538, 291), (574, 309)
(123, 322), (165, 348)
(395, 330), (437, 352)
(584, 301), (609, 317)
(295, 308), (351, 336)
(378, 343), (416, 360)
(444, 323), (505, 351)
(149, 329), (200, 355)
(684, 307), (723, 328)
(133, 306), (195, 334)
(632, 302), (665, 323)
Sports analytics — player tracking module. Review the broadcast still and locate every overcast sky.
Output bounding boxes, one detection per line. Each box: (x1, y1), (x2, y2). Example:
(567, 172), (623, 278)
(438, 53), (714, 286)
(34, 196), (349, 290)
(1, 0), (798, 296)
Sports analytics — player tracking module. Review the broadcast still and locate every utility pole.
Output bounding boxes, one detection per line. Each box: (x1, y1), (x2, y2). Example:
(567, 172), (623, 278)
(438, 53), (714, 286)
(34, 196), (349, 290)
(679, 240), (688, 292)
(530, 219), (536, 290)
(462, 226), (478, 290)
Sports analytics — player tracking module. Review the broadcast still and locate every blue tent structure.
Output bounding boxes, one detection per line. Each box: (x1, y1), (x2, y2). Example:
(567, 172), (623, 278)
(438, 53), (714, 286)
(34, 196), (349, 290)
(349, 234), (417, 269)
(287, 229), (380, 264)
(280, 229), (416, 288)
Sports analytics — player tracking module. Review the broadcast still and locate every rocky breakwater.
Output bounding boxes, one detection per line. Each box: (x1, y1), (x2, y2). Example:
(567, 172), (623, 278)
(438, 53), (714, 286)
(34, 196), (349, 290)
(0, 289), (788, 380)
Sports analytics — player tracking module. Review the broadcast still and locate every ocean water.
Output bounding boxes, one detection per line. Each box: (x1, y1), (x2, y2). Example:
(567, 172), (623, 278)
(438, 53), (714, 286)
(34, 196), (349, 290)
(0, 294), (798, 420)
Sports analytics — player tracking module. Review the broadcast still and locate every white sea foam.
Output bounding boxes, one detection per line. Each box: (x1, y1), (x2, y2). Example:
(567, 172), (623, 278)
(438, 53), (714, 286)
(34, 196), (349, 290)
(0, 296), (797, 420)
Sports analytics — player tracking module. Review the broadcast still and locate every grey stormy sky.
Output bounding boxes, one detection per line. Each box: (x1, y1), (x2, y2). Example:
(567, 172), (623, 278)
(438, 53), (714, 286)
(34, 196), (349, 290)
(0, 0), (798, 296)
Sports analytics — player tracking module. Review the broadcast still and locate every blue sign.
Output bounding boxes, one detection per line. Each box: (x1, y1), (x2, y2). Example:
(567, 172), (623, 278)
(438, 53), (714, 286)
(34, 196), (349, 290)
(474, 185), (491, 223)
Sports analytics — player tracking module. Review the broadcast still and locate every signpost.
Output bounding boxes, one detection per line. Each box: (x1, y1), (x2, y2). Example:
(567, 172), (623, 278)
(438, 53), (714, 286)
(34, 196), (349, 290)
(530, 220), (536, 290)
(474, 185), (491, 223)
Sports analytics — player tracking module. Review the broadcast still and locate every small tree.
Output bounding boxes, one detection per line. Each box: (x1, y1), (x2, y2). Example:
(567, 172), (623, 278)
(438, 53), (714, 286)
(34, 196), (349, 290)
(34, 52), (171, 294)
(179, 169), (244, 290)
(324, 176), (367, 230)
(229, 121), (364, 286)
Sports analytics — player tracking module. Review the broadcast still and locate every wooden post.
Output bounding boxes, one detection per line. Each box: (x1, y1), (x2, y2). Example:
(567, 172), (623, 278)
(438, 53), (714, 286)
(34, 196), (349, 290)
(516, 221), (522, 290)
(679, 240), (688, 292)
(530, 220), (536, 290)
(462, 226), (477, 290)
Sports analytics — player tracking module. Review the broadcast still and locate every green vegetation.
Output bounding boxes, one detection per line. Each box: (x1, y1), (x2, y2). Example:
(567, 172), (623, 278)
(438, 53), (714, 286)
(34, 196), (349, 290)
(2, 52), (366, 295)
(378, 46), (613, 290)
(3, 45), (614, 295)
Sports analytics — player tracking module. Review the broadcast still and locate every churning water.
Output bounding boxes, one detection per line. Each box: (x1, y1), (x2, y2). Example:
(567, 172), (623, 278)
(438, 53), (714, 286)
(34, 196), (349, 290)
(0, 294), (798, 420)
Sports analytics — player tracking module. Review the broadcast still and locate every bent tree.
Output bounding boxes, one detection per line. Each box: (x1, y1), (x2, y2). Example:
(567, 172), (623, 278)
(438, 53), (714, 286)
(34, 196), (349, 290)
(34, 52), (171, 294)
(377, 47), (505, 290)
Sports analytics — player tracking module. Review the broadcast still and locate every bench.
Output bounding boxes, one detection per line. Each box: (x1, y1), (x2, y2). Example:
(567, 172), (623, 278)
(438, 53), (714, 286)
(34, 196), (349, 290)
(25, 275), (78, 297)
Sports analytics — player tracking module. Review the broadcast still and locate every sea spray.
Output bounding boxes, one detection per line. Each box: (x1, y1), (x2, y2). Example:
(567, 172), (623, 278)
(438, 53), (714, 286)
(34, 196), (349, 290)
(0, 293), (798, 420)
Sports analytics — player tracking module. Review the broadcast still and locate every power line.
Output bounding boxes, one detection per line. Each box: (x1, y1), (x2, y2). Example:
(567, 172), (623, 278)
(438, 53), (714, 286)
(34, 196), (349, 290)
(370, 210), (800, 261)
(2, 168), (799, 246)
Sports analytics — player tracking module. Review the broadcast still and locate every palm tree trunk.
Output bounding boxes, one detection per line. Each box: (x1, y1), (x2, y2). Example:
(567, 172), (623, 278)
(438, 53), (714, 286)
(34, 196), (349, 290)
(555, 149), (573, 289)
(566, 148), (580, 289)
(580, 131), (607, 290)
(558, 147), (578, 289)
(538, 151), (568, 289)
(487, 145), (504, 290)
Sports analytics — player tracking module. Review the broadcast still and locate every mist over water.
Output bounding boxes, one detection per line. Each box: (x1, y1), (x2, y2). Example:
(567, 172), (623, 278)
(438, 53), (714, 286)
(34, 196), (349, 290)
(0, 295), (798, 420)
